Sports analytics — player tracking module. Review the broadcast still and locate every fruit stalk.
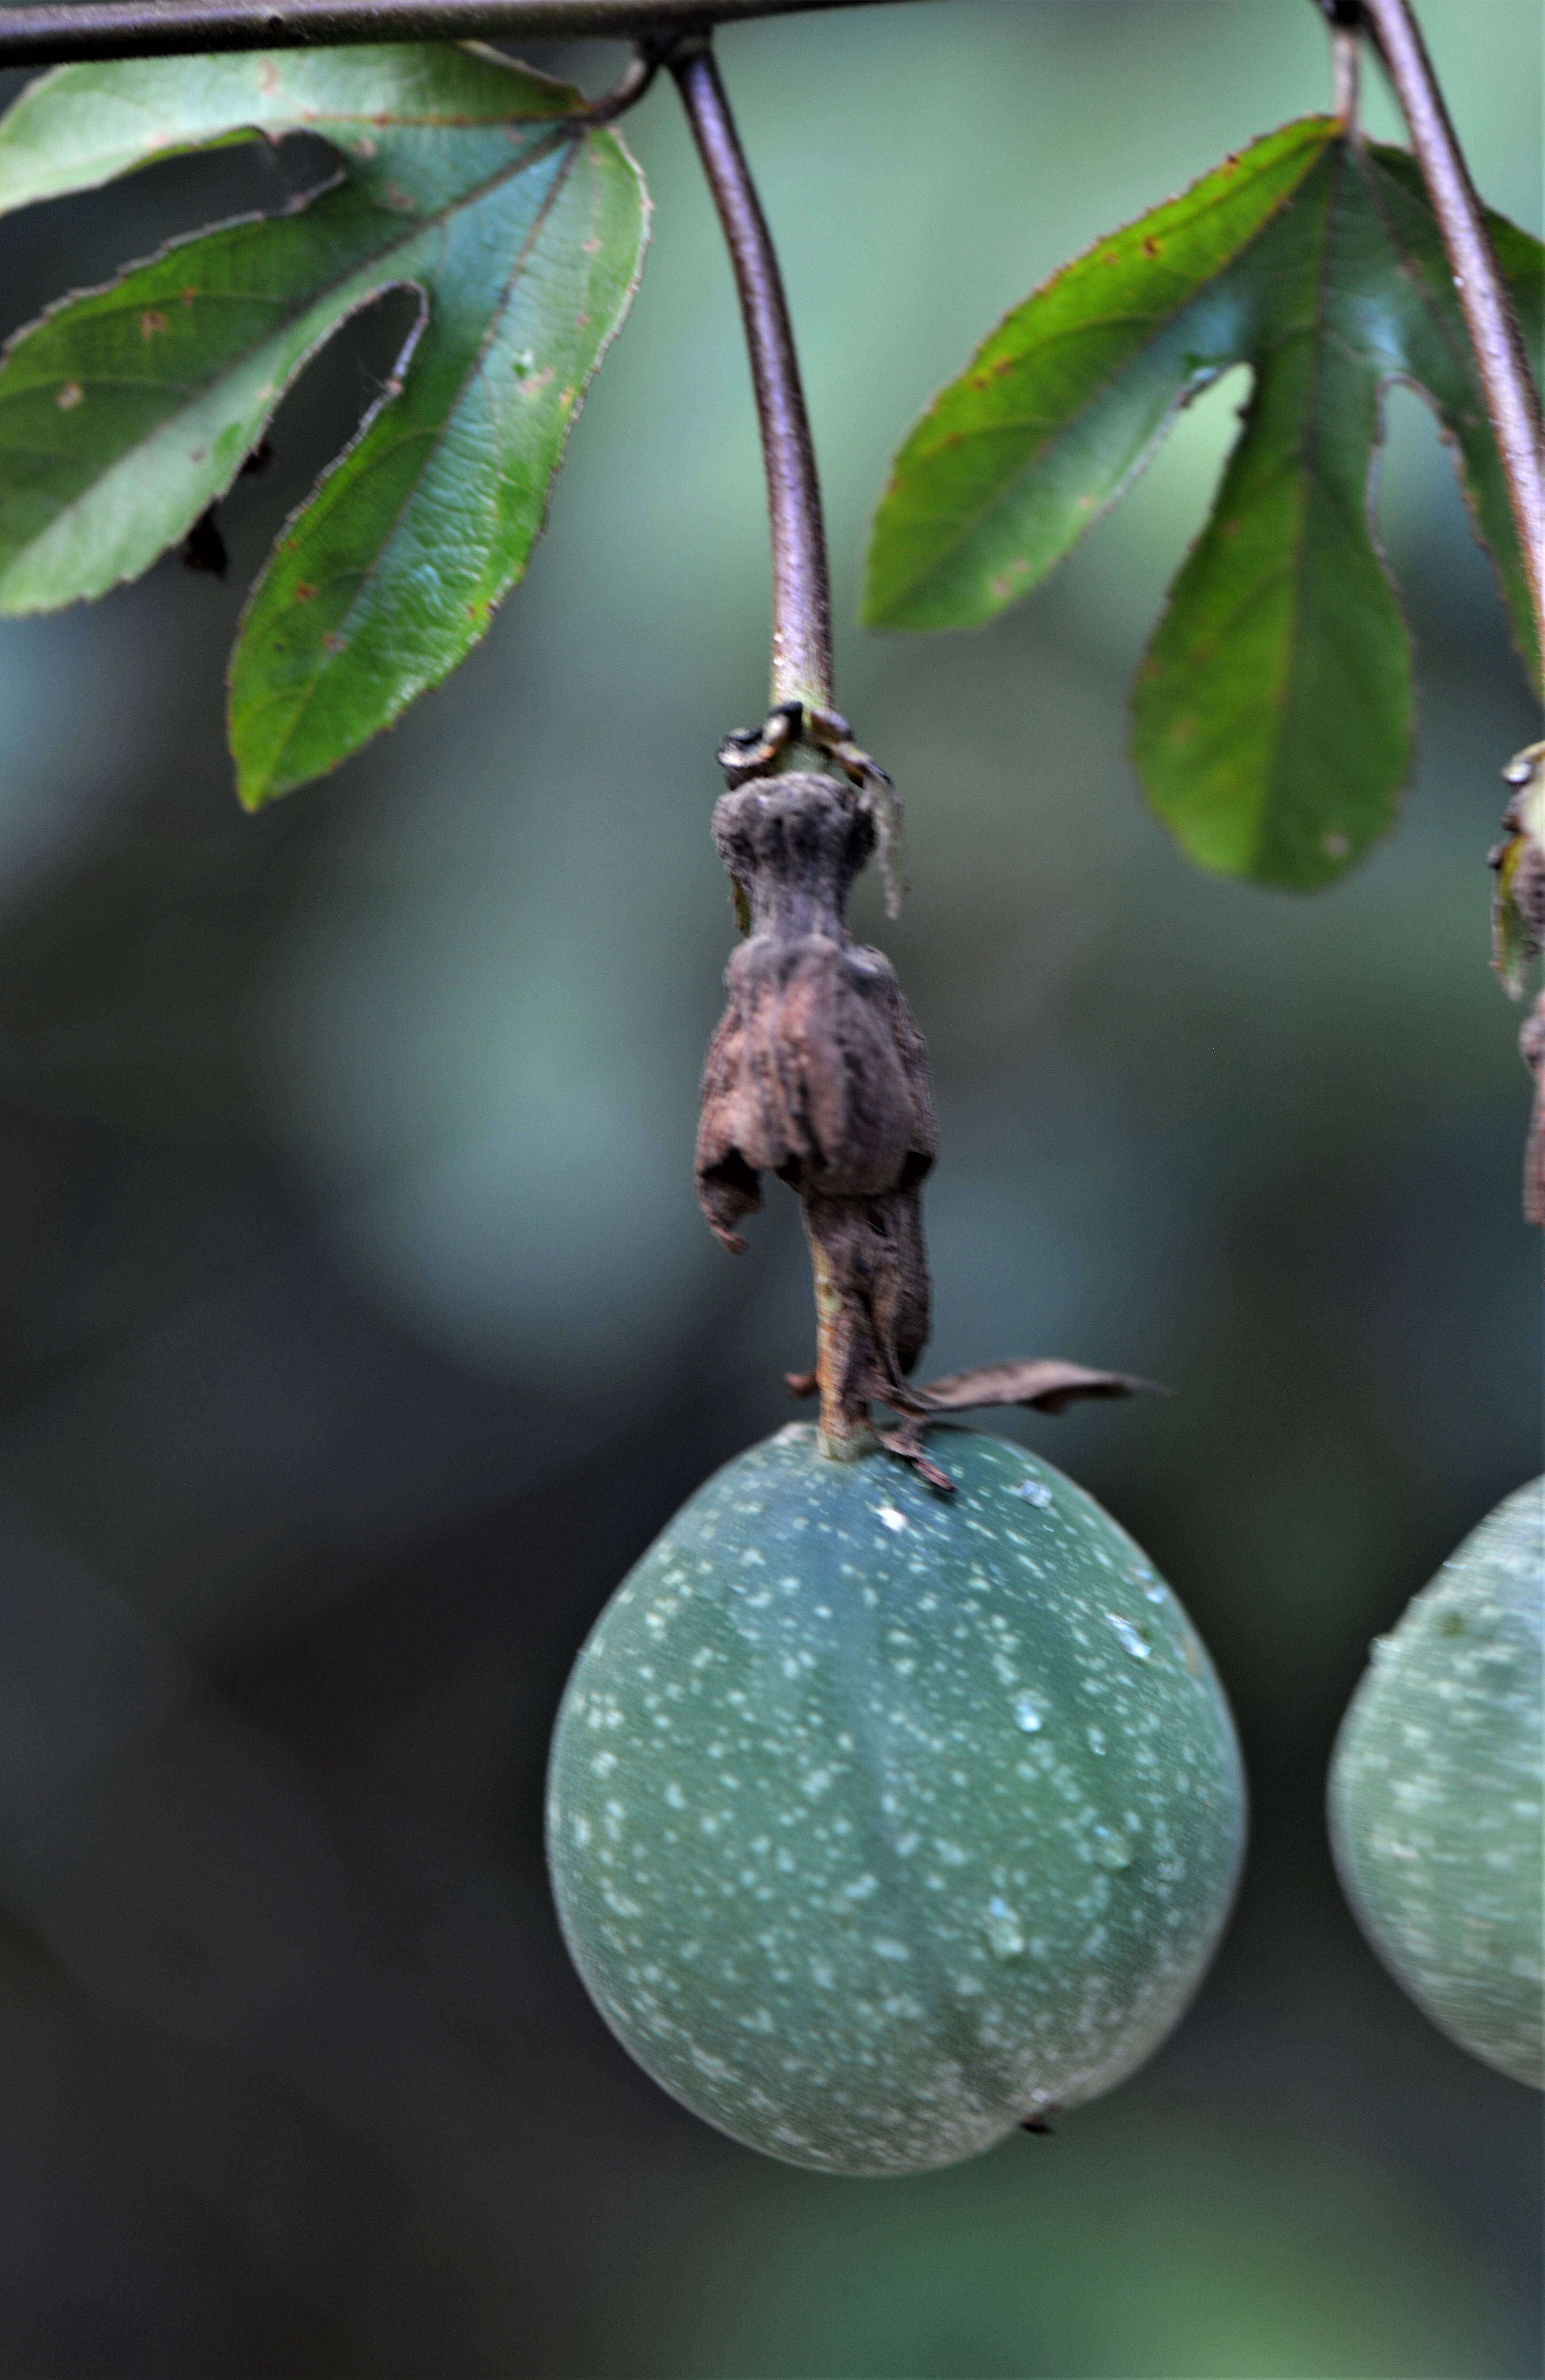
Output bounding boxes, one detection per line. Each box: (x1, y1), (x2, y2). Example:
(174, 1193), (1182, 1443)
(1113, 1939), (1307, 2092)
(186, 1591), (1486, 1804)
(668, 34), (831, 715)
(803, 1225), (877, 1460)
(672, 35), (938, 1457)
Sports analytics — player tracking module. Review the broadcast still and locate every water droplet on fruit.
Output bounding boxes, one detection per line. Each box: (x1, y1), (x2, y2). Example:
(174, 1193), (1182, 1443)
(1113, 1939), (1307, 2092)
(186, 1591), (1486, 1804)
(1086, 1725), (1107, 1756)
(1091, 1823), (1133, 1870)
(1370, 1633), (1395, 1664)
(1015, 1478), (1053, 1509)
(1012, 1693), (1043, 1734)
(1107, 1614), (1151, 1660)
(877, 1505), (908, 1533)
(983, 1897), (1027, 1957)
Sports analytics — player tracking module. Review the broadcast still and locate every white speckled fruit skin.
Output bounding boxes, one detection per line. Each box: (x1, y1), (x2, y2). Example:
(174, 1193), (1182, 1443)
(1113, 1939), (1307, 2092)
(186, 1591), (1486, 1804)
(546, 1425), (1247, 2174)
(1329, 1477), (1544, 2090)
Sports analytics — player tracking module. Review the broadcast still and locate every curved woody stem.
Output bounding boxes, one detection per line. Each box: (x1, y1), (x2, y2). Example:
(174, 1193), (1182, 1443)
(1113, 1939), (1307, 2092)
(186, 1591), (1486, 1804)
(667, 35), (832, 714)
(1356, 0), (1545, 666)
(573, 41), (656, 120)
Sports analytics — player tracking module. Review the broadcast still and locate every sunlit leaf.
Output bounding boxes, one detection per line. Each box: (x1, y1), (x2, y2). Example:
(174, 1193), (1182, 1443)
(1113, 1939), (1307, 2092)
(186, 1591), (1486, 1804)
(0, 47), (649, 804)
(865, 120), (1543, 889)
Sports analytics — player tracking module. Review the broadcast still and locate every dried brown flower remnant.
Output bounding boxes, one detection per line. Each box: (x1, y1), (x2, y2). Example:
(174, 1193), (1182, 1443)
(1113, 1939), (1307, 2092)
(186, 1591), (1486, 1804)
(869, 1357), (1162, 1484)
(696, 761), (1158, 1484)
(696, 771), (935, 1247)
(696, 769), (935, 1450)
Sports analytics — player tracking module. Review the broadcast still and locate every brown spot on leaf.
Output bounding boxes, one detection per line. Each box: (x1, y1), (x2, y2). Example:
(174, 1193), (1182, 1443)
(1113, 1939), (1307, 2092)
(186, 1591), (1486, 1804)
(294, 581), (317, 602)
(1142, 236), (1160, 258)
(323, 631), (346, 652)
(355, 135), (377, 156)
(575, 312), (590, 328)
(181, 286), (197, 306)
(56, 381), (83, 411)
(140, 310), (169, 340)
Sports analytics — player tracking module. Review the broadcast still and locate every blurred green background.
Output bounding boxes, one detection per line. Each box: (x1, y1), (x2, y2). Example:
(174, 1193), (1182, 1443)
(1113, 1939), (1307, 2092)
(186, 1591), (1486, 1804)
(0, 1), (1538, 2372)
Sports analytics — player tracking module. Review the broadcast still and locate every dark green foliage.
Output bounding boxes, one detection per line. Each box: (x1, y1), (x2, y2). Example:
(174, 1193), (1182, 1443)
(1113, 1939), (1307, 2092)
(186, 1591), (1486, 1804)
(865, 121), (1543, 890)
(0, 47), (648, 804)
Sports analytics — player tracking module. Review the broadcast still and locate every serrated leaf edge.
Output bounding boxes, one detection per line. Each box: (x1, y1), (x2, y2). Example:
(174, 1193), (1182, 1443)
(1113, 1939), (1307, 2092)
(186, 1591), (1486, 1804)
(230, 116), (651, 807)
(861, 115), (1339, 629)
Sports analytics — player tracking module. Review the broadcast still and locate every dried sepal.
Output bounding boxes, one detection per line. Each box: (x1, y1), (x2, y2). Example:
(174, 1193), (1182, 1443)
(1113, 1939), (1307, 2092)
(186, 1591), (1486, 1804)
(910, 1357), (1166, 1415)
(870, 1358), (1163, 1493)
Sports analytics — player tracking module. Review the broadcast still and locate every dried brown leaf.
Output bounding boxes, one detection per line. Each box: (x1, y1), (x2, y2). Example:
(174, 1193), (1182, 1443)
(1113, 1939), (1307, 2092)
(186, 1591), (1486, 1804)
(911, 1357), (1166, 1416)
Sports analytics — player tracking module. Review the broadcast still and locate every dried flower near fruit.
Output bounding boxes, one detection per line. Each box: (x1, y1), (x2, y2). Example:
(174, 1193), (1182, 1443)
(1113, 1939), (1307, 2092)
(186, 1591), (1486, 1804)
(695, 769), (936, 1246)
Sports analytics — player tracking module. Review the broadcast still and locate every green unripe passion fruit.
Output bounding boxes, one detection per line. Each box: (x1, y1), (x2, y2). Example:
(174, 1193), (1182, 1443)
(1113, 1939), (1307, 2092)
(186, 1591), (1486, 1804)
(1329, 1478), (1544, 2089)
(546, 1424), (1246, 2174)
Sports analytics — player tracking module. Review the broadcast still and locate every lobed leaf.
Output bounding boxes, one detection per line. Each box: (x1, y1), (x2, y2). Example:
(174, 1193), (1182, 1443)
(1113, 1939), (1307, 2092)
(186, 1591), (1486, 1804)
(862, 119), (1337, 636)
(865, 121), (1544, 890)
(0, 47), (649, 804)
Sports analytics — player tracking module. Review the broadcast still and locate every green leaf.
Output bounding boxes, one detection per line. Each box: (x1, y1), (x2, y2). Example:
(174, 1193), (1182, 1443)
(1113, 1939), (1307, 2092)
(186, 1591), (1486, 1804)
(864, 120), (1337, 634)
(865, 121), (1543, 890)
(0, 47), (649, 804)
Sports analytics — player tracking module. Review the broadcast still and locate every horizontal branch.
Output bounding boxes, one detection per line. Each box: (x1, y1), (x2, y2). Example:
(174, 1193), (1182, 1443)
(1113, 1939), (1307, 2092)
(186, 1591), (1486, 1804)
(0, 0), (927, 69)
